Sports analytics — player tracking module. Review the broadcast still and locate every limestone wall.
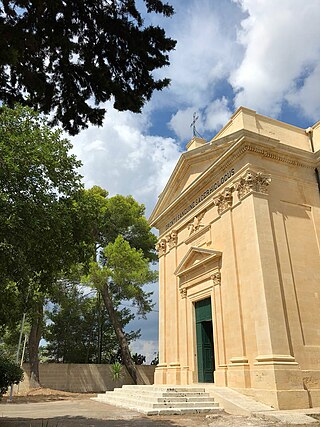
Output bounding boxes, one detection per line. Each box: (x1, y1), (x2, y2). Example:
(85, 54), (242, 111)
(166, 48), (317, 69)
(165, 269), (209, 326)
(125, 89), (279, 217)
(18, 363), (155, 393)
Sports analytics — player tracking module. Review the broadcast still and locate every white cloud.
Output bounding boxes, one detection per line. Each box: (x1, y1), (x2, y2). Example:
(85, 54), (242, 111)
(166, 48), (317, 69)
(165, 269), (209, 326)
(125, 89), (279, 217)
(153, 0), (244, 109)
(169, 98), (232, 140)
(230, 0), (320, 117)
(169, 107), (202, 141)
(71, 102), (181, 216)
(286, 63), (320, 122)
(204, 97), (232, 132)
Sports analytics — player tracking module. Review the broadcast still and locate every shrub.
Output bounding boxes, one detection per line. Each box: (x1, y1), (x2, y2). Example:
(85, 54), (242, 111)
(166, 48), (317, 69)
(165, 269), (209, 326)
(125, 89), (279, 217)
(0, 353), (24, 398)
(111, 361), (122, 381)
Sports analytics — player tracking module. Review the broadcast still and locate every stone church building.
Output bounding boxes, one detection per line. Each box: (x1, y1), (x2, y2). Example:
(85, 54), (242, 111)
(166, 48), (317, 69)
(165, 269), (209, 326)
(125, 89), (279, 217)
(149, 107), (320, 410)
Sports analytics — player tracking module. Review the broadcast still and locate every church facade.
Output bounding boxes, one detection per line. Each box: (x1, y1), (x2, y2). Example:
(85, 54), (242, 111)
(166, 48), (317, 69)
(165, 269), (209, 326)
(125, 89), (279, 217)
(149, 107), (320, 410)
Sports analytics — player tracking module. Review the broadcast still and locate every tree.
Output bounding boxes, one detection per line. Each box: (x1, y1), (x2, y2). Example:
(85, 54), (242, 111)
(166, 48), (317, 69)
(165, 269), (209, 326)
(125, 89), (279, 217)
(85, 235), (157, 384)
(77, 188), (157, 383)
(0, 1), (176, 135)
(43, 283), (140, 364)
(0, 104), (83, 289)
(0, 104), (85, 384)
(73, 186), (158, 262)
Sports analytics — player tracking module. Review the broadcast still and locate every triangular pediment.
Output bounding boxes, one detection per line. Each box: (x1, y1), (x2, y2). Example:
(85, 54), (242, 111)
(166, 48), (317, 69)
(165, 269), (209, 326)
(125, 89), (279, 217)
(175, 247), (222, 277)
(149, 136), (237, 226)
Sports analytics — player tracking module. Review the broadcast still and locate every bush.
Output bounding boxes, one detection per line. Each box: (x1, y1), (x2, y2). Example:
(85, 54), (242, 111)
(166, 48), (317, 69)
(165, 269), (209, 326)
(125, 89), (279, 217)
(0, 353), (24, 398)
(111, 361), (122, 381)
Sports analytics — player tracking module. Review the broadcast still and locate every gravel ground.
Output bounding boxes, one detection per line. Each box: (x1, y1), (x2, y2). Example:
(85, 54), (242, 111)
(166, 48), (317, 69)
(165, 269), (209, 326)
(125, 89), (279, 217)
(0, 389), (317, 427)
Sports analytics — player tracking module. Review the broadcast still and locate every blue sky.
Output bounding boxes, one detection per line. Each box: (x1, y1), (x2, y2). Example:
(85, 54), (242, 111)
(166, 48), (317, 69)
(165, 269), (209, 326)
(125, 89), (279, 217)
(70, 0), (320, 362)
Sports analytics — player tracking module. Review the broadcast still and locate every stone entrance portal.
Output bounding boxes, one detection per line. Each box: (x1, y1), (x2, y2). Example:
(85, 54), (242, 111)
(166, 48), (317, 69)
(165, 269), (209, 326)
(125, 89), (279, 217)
(195, 298), (214, 383)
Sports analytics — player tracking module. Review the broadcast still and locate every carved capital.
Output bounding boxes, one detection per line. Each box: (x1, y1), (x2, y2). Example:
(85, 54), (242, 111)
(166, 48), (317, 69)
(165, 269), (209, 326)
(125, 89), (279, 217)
(214, 187), (233, 215)
(235, 170), (271, 200)
(211, 271), (221, 286)
(166, 229), (178, 248)
(155, 238), (167, 257)
(179, 287), (187, 299)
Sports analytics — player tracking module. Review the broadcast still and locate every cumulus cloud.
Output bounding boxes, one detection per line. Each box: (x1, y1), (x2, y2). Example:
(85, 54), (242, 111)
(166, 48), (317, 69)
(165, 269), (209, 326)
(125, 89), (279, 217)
(169, 107), (203, 140)
(71, 101), (181, 216)
(204, 97), (232, 132)
(169, 98), (232, 140)
(230, 0), (320, 118)
(286, 63), (320, 122)
(153, 0), (244, 109)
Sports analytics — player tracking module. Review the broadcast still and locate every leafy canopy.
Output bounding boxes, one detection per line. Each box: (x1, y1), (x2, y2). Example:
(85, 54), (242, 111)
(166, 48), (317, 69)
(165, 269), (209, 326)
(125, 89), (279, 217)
(0, 104), (83, 300)
(86, 235), (157, 317)
(0, 0), (176, 134)
(74, 186), (157, 262)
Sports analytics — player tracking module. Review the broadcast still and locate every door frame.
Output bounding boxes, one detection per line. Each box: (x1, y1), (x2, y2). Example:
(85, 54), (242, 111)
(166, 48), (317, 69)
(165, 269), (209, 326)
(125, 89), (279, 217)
(195, 297), (215, 383)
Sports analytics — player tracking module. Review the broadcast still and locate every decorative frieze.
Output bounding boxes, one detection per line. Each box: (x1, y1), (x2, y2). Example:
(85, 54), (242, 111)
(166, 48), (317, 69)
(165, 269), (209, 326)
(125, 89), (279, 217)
(214, 187), (233, 215)
(235, 170), (271, 200)
(155, 238), (167, 257)
(211, 271), (221, 286)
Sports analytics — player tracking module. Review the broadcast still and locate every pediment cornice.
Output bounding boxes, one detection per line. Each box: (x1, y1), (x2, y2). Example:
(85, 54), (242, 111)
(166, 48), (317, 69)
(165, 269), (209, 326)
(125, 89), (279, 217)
(175, 247), (222, 277)
(149, 129), (317, 229)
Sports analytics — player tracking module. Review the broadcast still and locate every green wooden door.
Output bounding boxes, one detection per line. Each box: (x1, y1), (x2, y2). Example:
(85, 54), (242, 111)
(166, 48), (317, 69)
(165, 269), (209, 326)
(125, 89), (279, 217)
(195, 298), (214, 383)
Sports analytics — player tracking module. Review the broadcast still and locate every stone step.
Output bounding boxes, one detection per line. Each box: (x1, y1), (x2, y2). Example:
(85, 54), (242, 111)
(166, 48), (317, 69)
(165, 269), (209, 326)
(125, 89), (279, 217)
(93, 384), (221, 415)
(93, 397), (222, 416)
(99, 392), (215, 404)
(121, 385), (206, 393)
(96, 394), (219, 409)
(107, 390), (211, 398)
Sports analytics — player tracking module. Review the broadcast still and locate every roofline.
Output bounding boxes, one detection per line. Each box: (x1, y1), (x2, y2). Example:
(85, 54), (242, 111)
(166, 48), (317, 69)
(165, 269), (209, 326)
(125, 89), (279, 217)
(150, 129), (316, 228)
(210, 106), (309, 143)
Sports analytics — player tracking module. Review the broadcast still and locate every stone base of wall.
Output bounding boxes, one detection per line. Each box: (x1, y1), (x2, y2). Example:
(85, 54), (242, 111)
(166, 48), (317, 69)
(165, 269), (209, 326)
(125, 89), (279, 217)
(16, 363), (155, 393)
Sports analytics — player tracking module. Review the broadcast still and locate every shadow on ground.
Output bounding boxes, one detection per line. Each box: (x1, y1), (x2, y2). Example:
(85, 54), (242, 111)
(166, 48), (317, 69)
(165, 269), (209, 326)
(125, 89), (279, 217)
(0, 415), (182, 427)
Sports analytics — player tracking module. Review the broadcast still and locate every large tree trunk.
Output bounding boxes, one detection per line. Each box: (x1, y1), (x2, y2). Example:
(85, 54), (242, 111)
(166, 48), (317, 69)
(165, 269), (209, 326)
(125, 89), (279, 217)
(28, 303), (43, 387)
(101, 283), (137, 384)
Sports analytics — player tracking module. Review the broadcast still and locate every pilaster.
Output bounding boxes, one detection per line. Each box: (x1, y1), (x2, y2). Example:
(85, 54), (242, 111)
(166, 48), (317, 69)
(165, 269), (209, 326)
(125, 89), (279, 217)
(233, 170), (309, 409)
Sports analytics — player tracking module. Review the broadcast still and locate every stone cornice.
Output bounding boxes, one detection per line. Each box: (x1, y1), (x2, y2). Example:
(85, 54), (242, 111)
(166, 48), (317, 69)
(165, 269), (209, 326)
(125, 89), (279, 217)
(150, 129), (317, 230)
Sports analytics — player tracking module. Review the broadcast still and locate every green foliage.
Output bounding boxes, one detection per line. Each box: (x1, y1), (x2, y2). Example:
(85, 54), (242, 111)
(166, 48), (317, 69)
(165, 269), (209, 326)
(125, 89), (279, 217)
(0, 105), (83, 295)
(0, 1), (176, 135)
(132, 353), (146, 365)
(73, 187), (157, 263)
(111, 361), (122, 381)
(0, 352), (24, 398)
(80, 190), (158, 383)
(151, 352), (159, 365)
(101, 194), (157, 262)
(0, 281), (22, 330)
(86, 236), (157, 317)
(43, 284), (140, 364)
(0, 104), (87, 332)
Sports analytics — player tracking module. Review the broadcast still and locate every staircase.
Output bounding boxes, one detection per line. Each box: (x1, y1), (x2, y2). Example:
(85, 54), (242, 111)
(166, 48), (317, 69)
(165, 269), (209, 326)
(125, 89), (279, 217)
(92, 385), (222, 415)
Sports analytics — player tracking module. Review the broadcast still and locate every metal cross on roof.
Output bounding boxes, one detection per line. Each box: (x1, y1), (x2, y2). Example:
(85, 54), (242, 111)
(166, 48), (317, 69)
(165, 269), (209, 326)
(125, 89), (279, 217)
(190, 112), (199, 137)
